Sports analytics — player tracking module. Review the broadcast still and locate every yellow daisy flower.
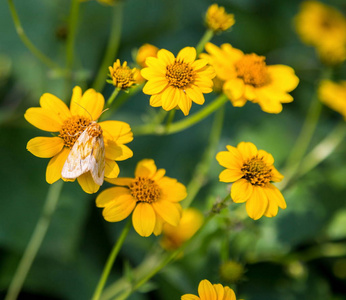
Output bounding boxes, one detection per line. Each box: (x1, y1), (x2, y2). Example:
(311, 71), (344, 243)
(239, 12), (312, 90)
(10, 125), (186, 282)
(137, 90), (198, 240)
(205, 3), (235, 33)
(160, 208), (204, 251)
(96, 159), (187, 237)
(294, 1), (346, 64)
(200, 43), (299, 113)
(141, 47), (215, 116)
(136, 43), (159, 68)
(108, 59), (139, 89)
(216, 142), (286, 220)
(181, 279), (239, 300)
(319, 80), (346, 120)
(25, 86), (133, 194)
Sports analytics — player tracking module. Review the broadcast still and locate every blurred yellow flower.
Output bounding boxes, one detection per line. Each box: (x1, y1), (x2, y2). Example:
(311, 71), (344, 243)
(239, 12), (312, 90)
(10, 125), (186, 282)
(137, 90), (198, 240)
(141, 47), (215, 116)
(205, 3), (235, 33)
(181, 279), (239, 300)
(108, 59), (139, 89)
(294, 1), (346, 65)
(25, 86), (133, 194)
(96, 159), (187, 237)
(201, 43), (299, 113)
(216, 142), (286, 220)
(160, 208), (204, 251)
(319, 80), (346, 119)
(219, 260), (245, 284)
(136, 43), (159, 68)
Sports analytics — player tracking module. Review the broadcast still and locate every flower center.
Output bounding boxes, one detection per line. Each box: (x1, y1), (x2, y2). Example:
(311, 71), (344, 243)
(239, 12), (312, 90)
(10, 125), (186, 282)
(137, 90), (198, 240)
(241, 156), (272, 186)
(235, 54), (268, 87)
(166, 61), (196, 88)
(109, 61), (137, 89)
(59, 115), (90, 149)
(130, 177), (161, 203)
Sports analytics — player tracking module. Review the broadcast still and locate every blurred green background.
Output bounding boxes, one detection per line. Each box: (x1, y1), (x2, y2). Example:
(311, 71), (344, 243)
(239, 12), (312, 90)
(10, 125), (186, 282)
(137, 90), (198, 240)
(1, 0), (346, 299)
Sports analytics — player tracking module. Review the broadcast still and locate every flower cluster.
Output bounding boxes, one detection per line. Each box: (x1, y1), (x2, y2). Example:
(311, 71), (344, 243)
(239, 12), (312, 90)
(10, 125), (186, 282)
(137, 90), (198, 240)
(205, 4), (235, 33)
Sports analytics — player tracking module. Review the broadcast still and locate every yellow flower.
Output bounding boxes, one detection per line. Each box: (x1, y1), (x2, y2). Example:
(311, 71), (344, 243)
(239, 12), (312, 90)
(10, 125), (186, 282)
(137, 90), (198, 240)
(136, 43), (159, 68)
(141, 47), (215, 116)
(160, 208), (203, 251)
(108, 59), (139, 89)
(200, 43), (299, 113)
(319, 80), (346, 119)
(216, 142), (286, 220)
(205, 3), (235, 32)
(294, 1), (346, 64)
(181, 279), (239, 300)
(96, 159), (187, 237)
(25, 86), (133, 194)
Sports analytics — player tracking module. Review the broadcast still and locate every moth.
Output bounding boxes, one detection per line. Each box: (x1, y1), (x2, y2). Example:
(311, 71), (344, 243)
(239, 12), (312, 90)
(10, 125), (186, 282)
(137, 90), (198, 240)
(61, 120), (105, 186)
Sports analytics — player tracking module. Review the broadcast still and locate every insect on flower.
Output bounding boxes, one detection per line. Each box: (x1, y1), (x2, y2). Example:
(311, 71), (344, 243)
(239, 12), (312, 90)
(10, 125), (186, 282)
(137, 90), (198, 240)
(61, 106), (107, 186)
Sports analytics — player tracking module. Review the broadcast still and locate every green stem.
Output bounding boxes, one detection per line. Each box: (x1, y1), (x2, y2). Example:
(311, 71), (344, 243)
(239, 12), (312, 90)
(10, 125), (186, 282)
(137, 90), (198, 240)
(65, 0), (80, 88)
(92, 3), (123, 92)
(106, 87), (121, 108)
(133, 93), (228, 136)
(196, 29), (214, 55)
(298, 121), (346, 179)
(183, 107), (224, 208)
(164, 109), (176, 132)
(91, 219), (132, 300)
(5, 181), (64, 300)
(7, 0), (62, 71)
(109, 83), (144, 113)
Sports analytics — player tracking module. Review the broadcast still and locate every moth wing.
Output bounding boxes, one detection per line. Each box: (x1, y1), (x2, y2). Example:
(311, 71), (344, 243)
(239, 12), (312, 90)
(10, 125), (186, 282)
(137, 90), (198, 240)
(61, 129), (94, 179)
(89, 135), (105, 186)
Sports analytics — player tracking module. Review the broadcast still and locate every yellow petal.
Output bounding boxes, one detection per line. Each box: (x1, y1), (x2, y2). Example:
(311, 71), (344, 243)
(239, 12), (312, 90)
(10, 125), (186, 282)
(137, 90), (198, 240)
(223, 287), (236, 300)
(198, 280), (216, 300)
(105, 159), (120, 178)
(219, 169), (243, 183)
(245, 186), (268, 220)
(161, 86), (179, 111)
(223, 78), (245, 101)
(271, 167), (284, 182)
(24, 108), (62, 132)
(143, 77), (169, 95)
(46, 147), (70, 184)
(231, 179), (253, 203)
(258, 149), (274, 165)
(213, 284), (224, 300)
(70, 86), (82, 110)
(264, 184), (286, 209)
(70, 87), (105, 120)
(177, 47), (196, 63)
(153, 214), (165, 236)
(141, 67), (164, 80)
(100, 120), (133, 145)
(152, 201), (181, 226)
(145, 56), (166, 73)
(150, 94), (162, 107)
(105, 143), (133, 161)
(178, 91), (192, 116)
(185, 85), (205, 105)
(39, 93), (71, 123)
(157, 49), (175, 65)
(102, 194), (136, 222)
(77, 172), (101, 194)
(96, 186), (130, 207)
(216, 150), (243, 169)
(159, 179), (187, 202)
(181, 295), (200, 300)
(237, 142), (258, 161)
(27, 137), (64, 158)
(191, 59), (209, 71)
(135, 159), (157, 178)
(267, 65), (299, 92)
(151, 168), (166, 181)
(106, 177), (133, 186)
(263, 195), (279, 218)
(132, 202), (156, 237)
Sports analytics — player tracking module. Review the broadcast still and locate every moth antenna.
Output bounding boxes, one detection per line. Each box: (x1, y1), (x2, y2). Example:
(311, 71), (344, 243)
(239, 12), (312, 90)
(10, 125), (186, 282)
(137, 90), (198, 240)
(72, 101), (94, 120)
(96, 108), (109, 120)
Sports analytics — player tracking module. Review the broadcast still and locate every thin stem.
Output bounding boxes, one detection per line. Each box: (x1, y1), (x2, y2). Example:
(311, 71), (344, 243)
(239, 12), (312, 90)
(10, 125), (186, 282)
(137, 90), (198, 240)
(5, 181), (64, 300)
(183, 107), (224, 208)
(164, 109), (176, 132)
(92, 3), (123, 92)
(106, 87), (121, 108)
(299, 121), (346, 179)
(196, 29), (214, 55)
(92, 219), (132, 300)
(133, 93), (228, 136)
(7, 0), (62, 71)
(65, 0), (80, 88)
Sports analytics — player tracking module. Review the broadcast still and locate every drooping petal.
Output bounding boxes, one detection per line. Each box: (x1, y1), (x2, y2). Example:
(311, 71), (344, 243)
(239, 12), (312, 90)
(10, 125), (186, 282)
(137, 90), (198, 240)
(39, 93), (71, 123)
(231, 179), (253, 203)
(132, 202), (156, 237)
(237, 142), (258, 161)
(219, 169), (243, 183)
(178, 91), (192, 116)
(198, 280), (217, 300)
(102, 194), (136, 222)
(46, 148), (70, 184)
(135, 159), (157, 178)
(245, 186), (268, 220)
(264, 184), (287, 209)
(105, 159), (120, 178)
(24, 107), (62, 132)
(77, 172), (100, 194)
(152, 201), (181, 226)
(27, 137), (64, 158)
(177, 47), (196, 63)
